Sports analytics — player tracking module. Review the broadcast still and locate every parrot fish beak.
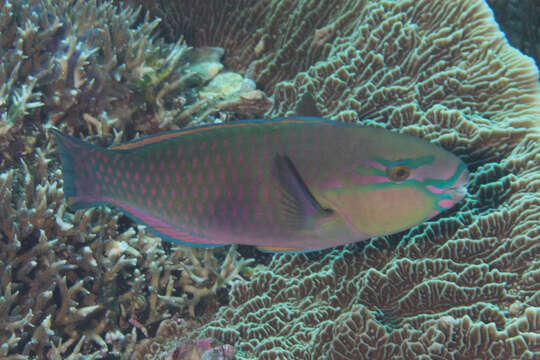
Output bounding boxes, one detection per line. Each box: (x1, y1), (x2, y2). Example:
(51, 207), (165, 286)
(447, 166), (469, 202)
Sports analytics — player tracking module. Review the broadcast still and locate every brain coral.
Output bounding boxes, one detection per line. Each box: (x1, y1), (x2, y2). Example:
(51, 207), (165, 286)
(135, 0), (540, 358)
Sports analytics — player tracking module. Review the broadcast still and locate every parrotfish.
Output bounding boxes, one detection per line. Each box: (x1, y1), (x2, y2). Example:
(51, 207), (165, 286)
(52, 117), (468, 252)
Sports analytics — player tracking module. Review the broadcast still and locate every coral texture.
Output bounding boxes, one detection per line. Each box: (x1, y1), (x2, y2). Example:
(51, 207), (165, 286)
(0, 0), (182, 167)
(1, 0), (539, 358)
(0, 0), (257, 358)
(0, 147), (251, 357)
(0, 0), (270, 170)
(131, 318), (236, 360)
(133, 0), (540, 358)
(487, 0), (540, 67)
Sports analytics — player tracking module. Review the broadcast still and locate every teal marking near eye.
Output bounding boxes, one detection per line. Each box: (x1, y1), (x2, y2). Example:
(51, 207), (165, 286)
(422, 162), (468, 189)
(352, 179), (429, 192)
(390, 155), (435, 169)
(374, 155), (435, 169)
(373, 157), (390, 167)
(359, 155), (435, 176)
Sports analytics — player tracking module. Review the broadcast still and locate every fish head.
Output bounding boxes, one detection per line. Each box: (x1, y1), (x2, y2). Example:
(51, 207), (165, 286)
(318, 130), (469, 237)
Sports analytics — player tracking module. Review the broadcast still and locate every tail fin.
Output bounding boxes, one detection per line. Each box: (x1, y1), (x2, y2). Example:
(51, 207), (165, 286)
(51, 128), (106, 209)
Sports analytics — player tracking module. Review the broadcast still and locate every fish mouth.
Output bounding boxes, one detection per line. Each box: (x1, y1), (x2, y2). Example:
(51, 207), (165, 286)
(446, 167), (469, 201)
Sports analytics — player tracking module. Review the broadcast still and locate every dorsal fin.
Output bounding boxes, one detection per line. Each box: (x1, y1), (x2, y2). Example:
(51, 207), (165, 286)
(295, 93), (322, 117)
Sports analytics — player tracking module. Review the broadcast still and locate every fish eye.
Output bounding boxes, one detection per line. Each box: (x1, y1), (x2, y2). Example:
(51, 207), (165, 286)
(387, 164), (411, 182)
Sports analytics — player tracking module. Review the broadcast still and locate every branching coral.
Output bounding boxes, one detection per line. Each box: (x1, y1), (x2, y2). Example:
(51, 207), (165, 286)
(158, 246), (254, 317)
(0, 1), (266, 358)
(0, 148), (253, 358)
(0, 0), (271, 172)
(0, 145), (117, 357)
(0, 0), (170, 166)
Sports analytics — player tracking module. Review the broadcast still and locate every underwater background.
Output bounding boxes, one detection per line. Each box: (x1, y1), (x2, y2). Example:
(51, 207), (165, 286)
(0, 0), (539, 359)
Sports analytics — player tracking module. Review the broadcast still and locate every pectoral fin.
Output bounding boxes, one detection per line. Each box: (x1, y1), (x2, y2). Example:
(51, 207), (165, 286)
(273, 154), (333, 229)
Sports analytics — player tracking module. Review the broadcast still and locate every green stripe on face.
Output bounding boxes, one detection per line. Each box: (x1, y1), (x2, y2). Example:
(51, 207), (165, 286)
(357, 155), (436, 177)
(422, 162), (468, 189)
(375, 155), (435, 169)
(351, 155), (466, 214)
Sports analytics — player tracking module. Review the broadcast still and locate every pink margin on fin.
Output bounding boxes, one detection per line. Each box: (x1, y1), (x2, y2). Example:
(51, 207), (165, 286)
(102, 197), (223, 246)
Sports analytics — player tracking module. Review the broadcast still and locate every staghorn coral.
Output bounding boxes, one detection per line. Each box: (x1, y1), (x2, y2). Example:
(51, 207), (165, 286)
(0, 0), (271, 171)
(158, 246), (254, 318)
(0, 0), (177, 166)
(0, 148), (253, 358)
(0, 144), (118, 358)
(129, 0), (540, 358)
(0, 1), (267, 357)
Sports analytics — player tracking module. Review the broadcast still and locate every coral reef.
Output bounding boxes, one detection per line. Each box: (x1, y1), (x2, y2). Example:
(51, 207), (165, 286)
(2, 0), (539, 358)
(0, 0), (259, 358)
(134, 0), (345, 93)
(0, 0), (174, 167)
(137, 0), (539, 127)
(202, 233), (540, 359)
(0, 0), (270, 170)
(156, 246), (254, 318)
(131, 318), (236, 360)
(487, 0), (540, 67)
(0, 145), (252, 358)
(132, 0), (540, 358)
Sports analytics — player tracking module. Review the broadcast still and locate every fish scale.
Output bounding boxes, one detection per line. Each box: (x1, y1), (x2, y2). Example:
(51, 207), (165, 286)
(53, 117), (469, 252)
(118, 128), (267, 235)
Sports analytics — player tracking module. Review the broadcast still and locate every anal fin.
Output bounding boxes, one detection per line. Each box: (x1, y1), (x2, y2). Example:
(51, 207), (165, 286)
(256, 245), (300, 253)
(256, 245), (327, 253)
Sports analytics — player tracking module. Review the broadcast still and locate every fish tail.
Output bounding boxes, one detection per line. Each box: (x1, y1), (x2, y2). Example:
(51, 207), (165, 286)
(51, 128), (107, 210)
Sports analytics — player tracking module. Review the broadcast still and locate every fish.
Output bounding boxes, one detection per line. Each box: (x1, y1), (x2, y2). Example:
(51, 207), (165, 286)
(52, 116), (469, 252)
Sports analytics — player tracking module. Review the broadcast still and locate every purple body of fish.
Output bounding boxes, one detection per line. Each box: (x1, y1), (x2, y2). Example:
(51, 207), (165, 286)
(53, 117), (469, 252)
